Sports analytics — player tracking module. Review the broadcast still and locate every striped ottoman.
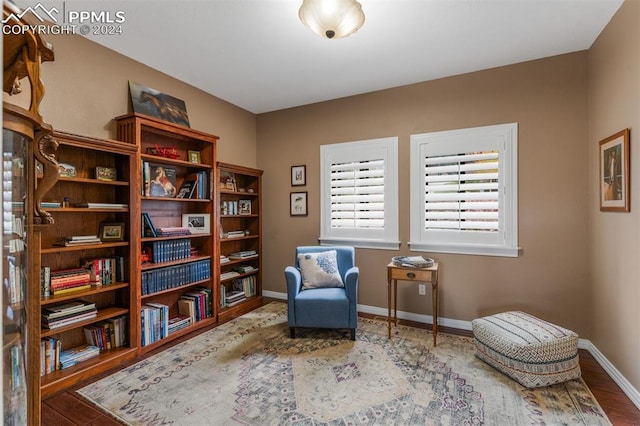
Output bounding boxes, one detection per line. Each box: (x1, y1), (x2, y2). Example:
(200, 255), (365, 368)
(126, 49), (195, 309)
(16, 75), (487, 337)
(471, 311), (581, 388)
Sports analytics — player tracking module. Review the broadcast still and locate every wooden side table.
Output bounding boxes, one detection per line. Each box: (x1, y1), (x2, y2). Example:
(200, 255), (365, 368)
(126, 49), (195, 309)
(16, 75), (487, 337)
(387, 262), (439, 346)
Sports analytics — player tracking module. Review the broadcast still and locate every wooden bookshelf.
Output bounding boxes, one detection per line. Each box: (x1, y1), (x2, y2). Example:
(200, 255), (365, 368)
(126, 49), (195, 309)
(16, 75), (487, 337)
(216, 163), (264, 321)
(115, 113), (219, 354)
(36, 130), (138, 398)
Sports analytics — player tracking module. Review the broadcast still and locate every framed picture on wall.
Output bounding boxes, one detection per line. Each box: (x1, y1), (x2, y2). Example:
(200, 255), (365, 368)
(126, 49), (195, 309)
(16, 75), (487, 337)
(291, 165), (306, 186)
(599, 128), (630, 212)
(290, 192), (308, 216)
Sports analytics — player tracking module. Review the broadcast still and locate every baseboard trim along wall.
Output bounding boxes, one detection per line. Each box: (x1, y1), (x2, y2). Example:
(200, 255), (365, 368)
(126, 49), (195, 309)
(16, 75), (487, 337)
(262, 289), (640, 410)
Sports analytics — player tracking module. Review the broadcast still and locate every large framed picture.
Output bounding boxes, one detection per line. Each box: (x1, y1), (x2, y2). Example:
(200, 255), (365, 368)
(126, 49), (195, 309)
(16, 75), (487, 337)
(599, 128), (630, 212)
(291, 165), (306, 186)
(182, 213), (211, 234)
(290, 192), (308, 216)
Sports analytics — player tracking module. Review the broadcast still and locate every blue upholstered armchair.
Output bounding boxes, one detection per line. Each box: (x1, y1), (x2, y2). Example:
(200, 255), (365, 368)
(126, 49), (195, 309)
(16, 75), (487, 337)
(285, 246), (359, 340)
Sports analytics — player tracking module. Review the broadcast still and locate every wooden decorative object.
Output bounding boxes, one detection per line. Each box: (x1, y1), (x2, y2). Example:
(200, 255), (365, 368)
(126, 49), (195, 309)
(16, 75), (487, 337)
(3, 2), (58, 226)
(2, 1), (55, 120)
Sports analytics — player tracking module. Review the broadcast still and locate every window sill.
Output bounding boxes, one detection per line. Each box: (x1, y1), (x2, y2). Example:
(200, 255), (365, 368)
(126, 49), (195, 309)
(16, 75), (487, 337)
(409, 242), (520, 257)
(319, 237), (400, 250)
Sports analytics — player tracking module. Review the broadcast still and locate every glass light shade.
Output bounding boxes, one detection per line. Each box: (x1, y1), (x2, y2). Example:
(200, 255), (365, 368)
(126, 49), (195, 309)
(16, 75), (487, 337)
(299, 0), (365, 39)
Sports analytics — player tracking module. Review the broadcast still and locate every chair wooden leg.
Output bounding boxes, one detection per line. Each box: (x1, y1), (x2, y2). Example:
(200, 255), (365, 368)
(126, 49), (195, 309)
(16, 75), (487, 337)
(289, 327), (296, 339)
(350, 328), (356, 341)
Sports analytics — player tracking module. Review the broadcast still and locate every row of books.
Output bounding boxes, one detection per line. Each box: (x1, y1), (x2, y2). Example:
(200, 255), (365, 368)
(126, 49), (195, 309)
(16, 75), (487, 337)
(141, 259), (211, 295)
(232, 275), (257, 298)
(220, 200), (251, 216)
(41, 267), (90, 297)
(141, 162), (210, 200)
(41, 257), (125, 297)
(41, 300), (97, 329)
(84, 315), (128, 351)
(140, 288), (212, 346)
(6, 255), (24, 304)
(223, 230), (246, 239)
(144, 238), (192, 263)
(178, 287), (212, 324)
(41, 338), (100, 374)
(228, 250), (258, 260)
(82, 256), (126, 286)
(141, 303), (169, 346)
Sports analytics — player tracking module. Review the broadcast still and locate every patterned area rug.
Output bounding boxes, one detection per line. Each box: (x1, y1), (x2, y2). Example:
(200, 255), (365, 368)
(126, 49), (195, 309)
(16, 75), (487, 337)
(77, 302), (610, 425)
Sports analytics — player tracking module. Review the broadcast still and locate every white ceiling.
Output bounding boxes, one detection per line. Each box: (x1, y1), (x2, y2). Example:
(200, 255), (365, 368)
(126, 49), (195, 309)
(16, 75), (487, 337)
(27, 0), (626, 114)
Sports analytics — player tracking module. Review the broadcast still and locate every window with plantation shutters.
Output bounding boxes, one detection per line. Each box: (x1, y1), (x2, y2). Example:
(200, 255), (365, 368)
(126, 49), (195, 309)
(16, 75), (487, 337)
(410, 123), (519, 257)
(320, 137), (399, 249)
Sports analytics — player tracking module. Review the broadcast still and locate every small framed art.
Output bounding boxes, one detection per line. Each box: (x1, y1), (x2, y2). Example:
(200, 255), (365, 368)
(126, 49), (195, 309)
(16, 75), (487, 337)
(290, 191), (308, 216)
(599, 128), (630, 212)
(188, 150), (201, 164)
(291, 165), (306, 186)
(99, 222), (125, 242)
(239, 199), (252, 215)
(96, 166), (117, 181)
(182, 213), (211, 234)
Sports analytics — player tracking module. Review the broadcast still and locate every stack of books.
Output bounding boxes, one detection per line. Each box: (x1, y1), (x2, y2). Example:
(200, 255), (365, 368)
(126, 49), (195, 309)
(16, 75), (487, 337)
(59, 344), (100, 369)
(223, 230), (245, 239)
(233, 265), (256, 274)
(168, 315), (191, 334)
(220, 255), (230, 265)
(72, 202), (128, 209)
(228, 250), (257, 260)
(47, 268), (92, 295)
(224, 290), (246, 306)
(156, 226), (191, 236)
(220, 271), (240, 281)
(53, 235), (102, 247)
(41, 300), (97, 329)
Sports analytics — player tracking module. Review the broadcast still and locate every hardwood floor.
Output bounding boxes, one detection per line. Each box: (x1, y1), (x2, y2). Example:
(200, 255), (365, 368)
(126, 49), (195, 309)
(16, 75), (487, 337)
(41, 303), (640, 426)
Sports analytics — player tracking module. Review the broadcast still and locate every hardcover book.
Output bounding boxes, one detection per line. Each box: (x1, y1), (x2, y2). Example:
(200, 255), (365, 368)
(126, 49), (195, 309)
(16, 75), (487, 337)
(148, 164), (177, 197)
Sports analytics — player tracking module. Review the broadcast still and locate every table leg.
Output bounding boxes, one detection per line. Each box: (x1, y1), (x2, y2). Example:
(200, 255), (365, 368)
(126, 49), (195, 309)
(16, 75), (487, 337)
(387, 279), (392, 339)
(394, 279), (398, 326)
(432, 280), (438, 347)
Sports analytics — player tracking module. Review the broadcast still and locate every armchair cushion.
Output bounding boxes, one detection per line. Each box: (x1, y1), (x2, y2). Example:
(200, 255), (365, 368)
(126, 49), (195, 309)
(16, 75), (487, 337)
(298, 250), (344, 290)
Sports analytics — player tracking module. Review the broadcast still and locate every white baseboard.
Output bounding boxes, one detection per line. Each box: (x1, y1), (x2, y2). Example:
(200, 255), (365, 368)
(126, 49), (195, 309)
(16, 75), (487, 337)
(263, 290), (640, 410)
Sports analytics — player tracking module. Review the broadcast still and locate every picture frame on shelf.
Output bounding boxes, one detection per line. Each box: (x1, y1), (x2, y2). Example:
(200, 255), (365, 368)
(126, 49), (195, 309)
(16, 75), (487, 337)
(188, 150), (201, 164)
(290, 191), (308, 216)
(291, 165), (306, 186)
(599, 128), (630, 212)
(239, 199), (251, 215)
(95, 166), (117, 181)
(99, 222), (125, 241)
(182, 213), (211, 234)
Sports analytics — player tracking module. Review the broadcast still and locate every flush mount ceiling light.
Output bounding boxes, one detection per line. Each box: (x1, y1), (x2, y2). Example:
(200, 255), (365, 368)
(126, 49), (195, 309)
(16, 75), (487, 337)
(299, 0), (365, 39)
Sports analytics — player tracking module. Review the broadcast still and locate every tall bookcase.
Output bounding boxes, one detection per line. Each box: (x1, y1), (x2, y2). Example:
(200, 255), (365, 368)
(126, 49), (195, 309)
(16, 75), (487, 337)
(217, 163), (263, 322)
(115, 113), (219, 354)
(37, 131), (138, 397)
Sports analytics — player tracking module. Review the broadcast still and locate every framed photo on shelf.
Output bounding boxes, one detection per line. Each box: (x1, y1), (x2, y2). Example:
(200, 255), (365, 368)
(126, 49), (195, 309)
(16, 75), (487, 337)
(182, 213), (211, 234)
(239, 199), (252, 215)
(290, 191), (308, 216)
(599, 128), (630, 212)
(95, 166), (117, 181)
(99, 222), (125, 241)
(291, 165), (306, 186)
(188, 150), (201, 164)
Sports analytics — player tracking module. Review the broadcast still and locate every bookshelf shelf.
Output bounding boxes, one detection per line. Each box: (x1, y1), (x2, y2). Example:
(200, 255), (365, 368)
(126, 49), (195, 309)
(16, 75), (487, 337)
(57, 176), (129, 186)
(40, 282), (130, 306)
(140, 255), (212, 271)
(140, 279), (211, 299)
(41, 241), (129, 253)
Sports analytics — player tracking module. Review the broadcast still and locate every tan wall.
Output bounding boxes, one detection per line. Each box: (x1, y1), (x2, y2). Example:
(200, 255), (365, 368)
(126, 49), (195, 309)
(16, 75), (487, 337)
(4, 34), (257, 168)
(588, 0), (640, 393)
(257, 52), (591, 334)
